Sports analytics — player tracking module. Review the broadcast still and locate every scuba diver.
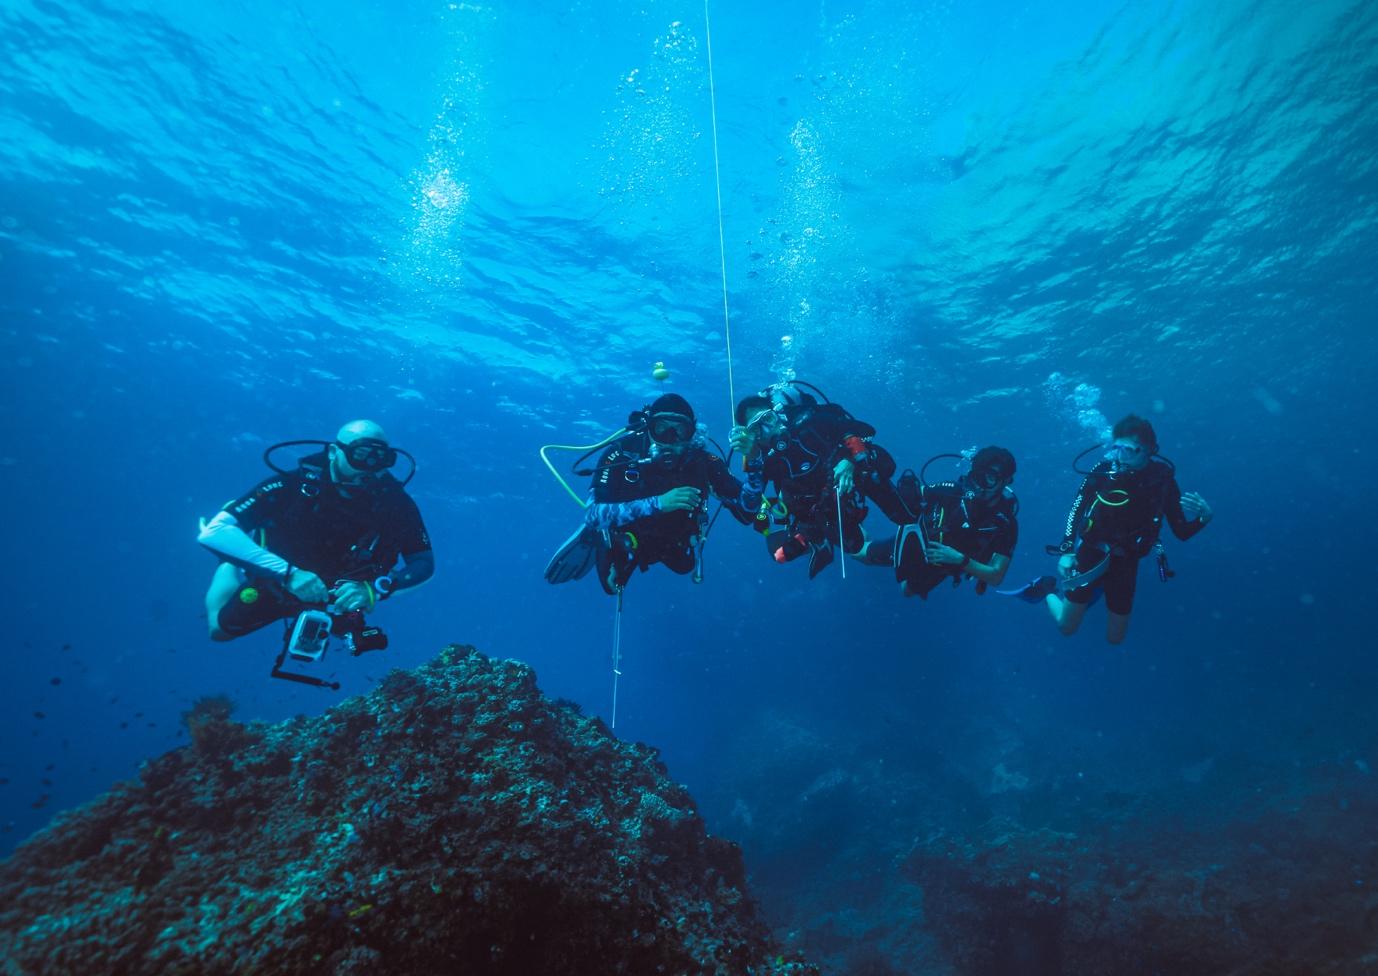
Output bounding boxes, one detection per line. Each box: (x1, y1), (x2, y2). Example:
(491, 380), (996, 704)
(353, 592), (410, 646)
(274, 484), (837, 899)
(1011, 414), (1212, 644)
(198, 420), (435, 655)
(729, 381), (910, 578)
(857, 446), (1018, 599)
(544, 394), (760, 594)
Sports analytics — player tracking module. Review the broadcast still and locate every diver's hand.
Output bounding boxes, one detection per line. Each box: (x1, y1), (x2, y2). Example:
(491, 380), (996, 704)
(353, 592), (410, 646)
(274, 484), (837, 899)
(332, 580), (374, 612)
(833, 458), (855, 495)
(924, 543), (966, 567)
(1181, 491), (1213, 524)
(658, 486), (703, 513)
(729, 425), (756, 457)
(286, 568), (329, 604)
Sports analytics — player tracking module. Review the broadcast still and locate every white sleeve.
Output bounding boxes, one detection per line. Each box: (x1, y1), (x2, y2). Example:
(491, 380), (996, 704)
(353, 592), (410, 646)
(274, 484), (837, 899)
(198, 510), (291, 578)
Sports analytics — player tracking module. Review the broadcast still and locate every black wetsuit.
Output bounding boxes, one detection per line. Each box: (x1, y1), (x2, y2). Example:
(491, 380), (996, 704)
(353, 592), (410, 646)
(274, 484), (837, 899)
(213, 454), (431, 637)
(1060, 459), (1205, 614)
(588, 433), (754, 591)
(887, 476), (1019, 599)
(756, 402), (909, 572)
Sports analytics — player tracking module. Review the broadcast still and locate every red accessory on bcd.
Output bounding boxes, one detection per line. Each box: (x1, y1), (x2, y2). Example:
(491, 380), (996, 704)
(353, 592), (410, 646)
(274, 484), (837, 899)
(843, 435), (870, 461)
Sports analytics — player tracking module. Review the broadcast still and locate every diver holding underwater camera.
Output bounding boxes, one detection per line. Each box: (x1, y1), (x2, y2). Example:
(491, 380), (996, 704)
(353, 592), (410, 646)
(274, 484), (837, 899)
(198, 420), (434, 687)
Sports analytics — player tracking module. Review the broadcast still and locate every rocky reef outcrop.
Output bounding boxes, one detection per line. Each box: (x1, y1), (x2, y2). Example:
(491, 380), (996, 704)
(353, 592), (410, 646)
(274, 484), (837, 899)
(0, 645), (814, 976)
(903, 785), (1378, 976)
(702, 707), (1378, 976)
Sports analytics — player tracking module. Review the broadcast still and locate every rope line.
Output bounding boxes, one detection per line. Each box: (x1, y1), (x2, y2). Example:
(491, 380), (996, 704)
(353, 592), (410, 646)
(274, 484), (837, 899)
(605, 4), (734, 734)
(836, 487), (848, 580)
(611, 588), (624, 729)
(703, 0), (736, 424)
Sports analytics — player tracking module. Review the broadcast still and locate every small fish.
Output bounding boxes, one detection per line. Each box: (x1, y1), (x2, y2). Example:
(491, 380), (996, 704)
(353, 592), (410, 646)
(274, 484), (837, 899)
(61, 644), (72, 651)
(31, 794), (49, 809)
(120, 722), (129, 730)
(49, 677), (62, 686)
(32, 711), (45, 720)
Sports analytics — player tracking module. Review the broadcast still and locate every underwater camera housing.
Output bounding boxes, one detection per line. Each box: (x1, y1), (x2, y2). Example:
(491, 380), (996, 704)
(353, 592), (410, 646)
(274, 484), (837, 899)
(272, 609), (388, 691)
(286, 610), (333, 663)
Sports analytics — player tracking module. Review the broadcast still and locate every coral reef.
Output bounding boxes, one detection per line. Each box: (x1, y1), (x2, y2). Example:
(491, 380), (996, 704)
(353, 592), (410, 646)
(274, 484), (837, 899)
(0, 645), (814, 976)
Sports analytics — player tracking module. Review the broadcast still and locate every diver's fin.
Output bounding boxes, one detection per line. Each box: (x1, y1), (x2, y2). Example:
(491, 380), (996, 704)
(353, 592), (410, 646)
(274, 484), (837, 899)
(807, 540), (835, 579)
(852, 537), (893, 566)
(996, 575), (1059, 603)
(544, 526), (602, 584)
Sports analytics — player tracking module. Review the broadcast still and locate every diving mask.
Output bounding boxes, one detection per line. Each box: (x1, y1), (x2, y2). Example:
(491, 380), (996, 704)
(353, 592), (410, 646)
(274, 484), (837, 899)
(335, 437), (398, 472)
(743, 407), (783, 439)
(648, 413), (695, 446)
(1105, 440), (1149, 473)
(971, 469), (1004, 491)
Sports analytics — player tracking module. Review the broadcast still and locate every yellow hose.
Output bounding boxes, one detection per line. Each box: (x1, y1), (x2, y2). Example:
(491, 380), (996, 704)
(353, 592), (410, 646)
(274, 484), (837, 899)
(539, 428), (628, 508)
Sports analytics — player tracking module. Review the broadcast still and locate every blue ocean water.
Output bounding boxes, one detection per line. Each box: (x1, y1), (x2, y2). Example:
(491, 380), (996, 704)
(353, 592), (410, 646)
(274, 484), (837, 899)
(3, 0), (1377, 964)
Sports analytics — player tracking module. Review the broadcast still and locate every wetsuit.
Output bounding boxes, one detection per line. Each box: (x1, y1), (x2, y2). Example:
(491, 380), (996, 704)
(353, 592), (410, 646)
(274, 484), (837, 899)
(1059, 459), (1205, 614)
(586, 432), (757, 593)
(885, 476), (1019, 598)
(200, 453), (432, 637)
(755, 402), (909, 576)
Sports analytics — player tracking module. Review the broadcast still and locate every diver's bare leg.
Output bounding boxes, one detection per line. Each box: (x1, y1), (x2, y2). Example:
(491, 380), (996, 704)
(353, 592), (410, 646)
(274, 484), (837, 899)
(205, 562), (243, 641)
(1047, 594), (1088, 636)
(1105, 610), (1131, 645)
